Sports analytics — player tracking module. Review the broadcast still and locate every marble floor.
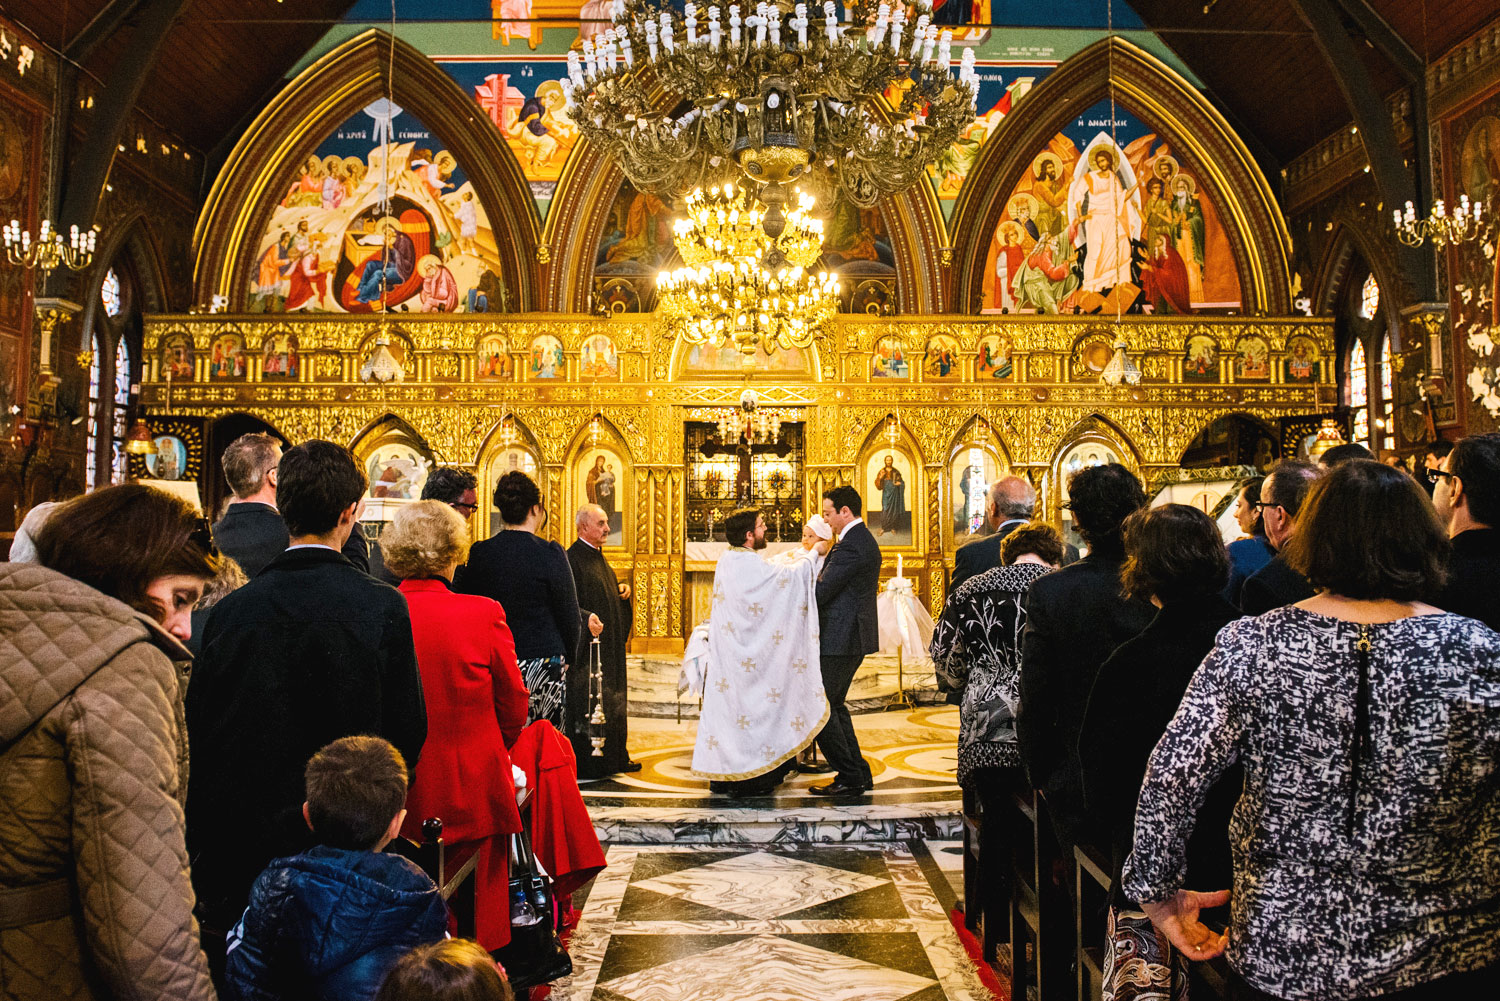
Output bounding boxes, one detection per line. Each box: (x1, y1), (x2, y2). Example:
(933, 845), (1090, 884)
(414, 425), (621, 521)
(550, 842), (993, 1001)
(544, 668), (994, 1000)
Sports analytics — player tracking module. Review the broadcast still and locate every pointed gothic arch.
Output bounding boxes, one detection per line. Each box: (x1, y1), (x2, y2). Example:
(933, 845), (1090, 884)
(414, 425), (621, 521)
(948, 37), (1292, 316)
(193, 29), (541, 312)
(544, 138), (948, 315)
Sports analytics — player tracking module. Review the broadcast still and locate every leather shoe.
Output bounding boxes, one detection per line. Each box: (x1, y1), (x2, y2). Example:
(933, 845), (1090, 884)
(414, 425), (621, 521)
(620, 760), (643, 774)
(793, 760), (835, 774)
(808, 779), (871, 796)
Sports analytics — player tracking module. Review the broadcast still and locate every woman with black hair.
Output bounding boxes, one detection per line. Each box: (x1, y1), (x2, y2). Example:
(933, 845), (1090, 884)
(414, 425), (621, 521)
(1079, 503), (1240, 1000)
(455, 471), (594, 726)
(1124, 461), (1500, 1001)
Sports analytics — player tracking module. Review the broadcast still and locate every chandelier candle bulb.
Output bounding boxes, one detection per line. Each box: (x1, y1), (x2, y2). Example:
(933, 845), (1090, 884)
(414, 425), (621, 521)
(938, 30), (951, 70)
(910, 14), (928, 59)
(729, 5), (741, 47)
(709, 7), (721, 49)
(686, 3), (698, 43)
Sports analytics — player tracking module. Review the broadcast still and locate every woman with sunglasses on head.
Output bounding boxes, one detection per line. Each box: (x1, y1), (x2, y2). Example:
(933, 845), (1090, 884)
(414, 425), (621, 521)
(0, 484), (220, 1001)
(1123, 460), (1500, 1001)
(454, 470), (598, 727)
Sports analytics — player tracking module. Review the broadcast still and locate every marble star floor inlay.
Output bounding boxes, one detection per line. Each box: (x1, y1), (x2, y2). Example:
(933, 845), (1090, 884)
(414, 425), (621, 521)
(550, 843), (993, 1001)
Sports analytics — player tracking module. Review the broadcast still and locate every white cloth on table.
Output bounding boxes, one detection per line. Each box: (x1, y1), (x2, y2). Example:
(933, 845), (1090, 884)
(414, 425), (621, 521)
(680, 547), (829, 780)
(877, 576), (934, 663)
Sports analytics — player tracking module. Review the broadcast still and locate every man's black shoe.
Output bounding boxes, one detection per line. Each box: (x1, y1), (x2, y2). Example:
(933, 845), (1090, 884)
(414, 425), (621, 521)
(808, 779), (871, 796)
(620, 760), (643, 773)
(793, 760), (835, 774)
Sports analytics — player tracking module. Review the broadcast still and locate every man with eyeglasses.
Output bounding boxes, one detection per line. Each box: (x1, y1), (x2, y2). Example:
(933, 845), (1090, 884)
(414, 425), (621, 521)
(1432, 433), (1500, 630)
(368, 467), (480, 584)
(1240, 460), (1323, 615)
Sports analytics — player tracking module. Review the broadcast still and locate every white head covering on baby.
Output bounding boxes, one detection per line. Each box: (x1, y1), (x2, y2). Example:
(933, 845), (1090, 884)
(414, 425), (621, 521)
(805, 514), (833, 541)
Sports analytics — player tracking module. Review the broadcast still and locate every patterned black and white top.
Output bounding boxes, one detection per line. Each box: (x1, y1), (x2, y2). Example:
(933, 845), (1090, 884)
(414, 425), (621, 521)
(931, 562), (1052, 789)
(1122, 607), (1500, 1001)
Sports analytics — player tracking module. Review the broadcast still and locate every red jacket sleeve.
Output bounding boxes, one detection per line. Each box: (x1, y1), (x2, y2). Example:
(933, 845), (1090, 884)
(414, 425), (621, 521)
(489, 604), (528, 748)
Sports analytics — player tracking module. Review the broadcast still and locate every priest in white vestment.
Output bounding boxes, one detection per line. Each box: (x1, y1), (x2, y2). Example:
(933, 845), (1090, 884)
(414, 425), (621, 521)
(681, 508), (830, 793)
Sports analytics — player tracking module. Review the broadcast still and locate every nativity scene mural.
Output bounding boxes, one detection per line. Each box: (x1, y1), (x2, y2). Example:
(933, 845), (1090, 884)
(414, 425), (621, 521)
(247, 101), (504, 314)
(981, 99), (1243, 316)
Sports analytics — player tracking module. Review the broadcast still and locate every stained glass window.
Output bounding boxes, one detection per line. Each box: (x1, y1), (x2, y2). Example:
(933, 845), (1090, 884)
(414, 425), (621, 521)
(101, 269), (122, 318)
(1359, 273), (1380, 320)
(85, 336), (102, 490)
(1349, 339), (1369, 446)
(111, 337), (131, 482)
(1379, 335), (1394, 451)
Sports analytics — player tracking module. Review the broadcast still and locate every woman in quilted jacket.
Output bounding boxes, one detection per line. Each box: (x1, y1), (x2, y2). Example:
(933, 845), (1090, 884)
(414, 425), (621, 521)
(0, 484), (220, 1000)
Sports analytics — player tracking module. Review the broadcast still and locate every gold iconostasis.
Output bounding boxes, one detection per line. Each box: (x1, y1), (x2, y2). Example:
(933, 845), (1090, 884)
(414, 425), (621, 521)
(135, 34), (1356, 651)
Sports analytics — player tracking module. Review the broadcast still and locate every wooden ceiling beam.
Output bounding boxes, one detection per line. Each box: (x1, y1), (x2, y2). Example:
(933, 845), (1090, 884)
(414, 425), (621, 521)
(1330, 0), (1423, 81)
(1287, 0), (1431, 299)
(55, 0), (194, 250)
(64, 0), (147, 63)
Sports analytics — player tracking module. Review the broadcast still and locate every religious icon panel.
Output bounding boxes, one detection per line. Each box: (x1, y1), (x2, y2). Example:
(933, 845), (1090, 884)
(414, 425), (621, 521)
(161, 334), (195, 382)
(1184, 334), (1218, 381)
(208, 333), (247, 380)
(924, 334), (961, 380)
(976, 335), (1013, 379)
(1236, 335), (1270, 381)
(577, 446), (626, 547)
(262, 332), (300, 379)
(476, 334), (514, 380)
(146, 435), (189, 481)
(683, 422), (805, 544)
(1058, 441), (1123, 553)
(950, 446), (1006, 540)
(981, 99), (1243, 316)
(485, 445), (539, 535)
(872, 336), (910, 379)
(864, 448), (916, 548)
(580, 334), (619, 380)
(366, 443), (432, 501)
(529, 334), (565, 378)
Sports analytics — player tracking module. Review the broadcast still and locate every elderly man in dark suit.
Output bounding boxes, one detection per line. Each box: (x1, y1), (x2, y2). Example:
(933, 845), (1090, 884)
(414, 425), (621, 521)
(810, 484), (882, 796)
(212, 431), (372, 576)
(950, 476), (1038, 591)
(187, 440), (426, 946)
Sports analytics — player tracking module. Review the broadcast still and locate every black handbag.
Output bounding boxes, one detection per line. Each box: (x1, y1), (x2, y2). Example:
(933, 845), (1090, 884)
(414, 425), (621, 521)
(492, 827), (572, 990)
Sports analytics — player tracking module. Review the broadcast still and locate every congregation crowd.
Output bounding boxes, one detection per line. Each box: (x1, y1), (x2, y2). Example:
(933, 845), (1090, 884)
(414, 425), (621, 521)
(931, 435), (1500, 1001)
(0, 433), (632, 1001)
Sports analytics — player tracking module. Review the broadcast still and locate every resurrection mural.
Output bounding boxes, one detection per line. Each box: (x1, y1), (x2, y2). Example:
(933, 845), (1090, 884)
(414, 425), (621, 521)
(981, 99), (1242, 315)
(247, 103), (503, 314)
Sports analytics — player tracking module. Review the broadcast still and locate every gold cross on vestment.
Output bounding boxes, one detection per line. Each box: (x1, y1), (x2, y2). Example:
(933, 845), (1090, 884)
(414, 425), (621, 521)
(767, 687), (782, 703)
(741, 657), (757, 673)
(715, 677), (730, 692)
(736, 715), (750, 730)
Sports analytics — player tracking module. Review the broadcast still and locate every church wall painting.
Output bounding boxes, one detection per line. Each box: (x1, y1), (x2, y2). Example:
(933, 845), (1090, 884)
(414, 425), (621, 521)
(262, 332), (300, 379)
(1442, 80), (1500, 432)
(208, 333), (246, 379)
(950, 444), (1006, 539)
(1284, 335), (1320, 383)
(1184, 333), (1218, 381)
(977, 334), (1013, 379)
(924, 334), (962, 380)
(682, 340), (809, 376)
(578, 446), (626, 547)
(366, 443), (432, 500)
(596, 179), (676, 277)
(485, 445), (540, 534)
(864, 448), (916, 548)
(161, 334), (195, 381)
(872, 335), (910, 379)
(981, 99), (1243, 316)
(529, 334), (565, 378)
(1236, 334), (1270, 381)
(819, 197), (897, 287)
(145, 435), (189, 481)
(580, 334), (619, 380)
(476, 334), (514, 380)
(246, 103), (503, 315)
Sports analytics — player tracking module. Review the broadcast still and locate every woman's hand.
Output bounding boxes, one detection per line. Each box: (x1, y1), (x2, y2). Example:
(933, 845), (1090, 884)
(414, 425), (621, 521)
(588, 612), (604, 637)
(1142, 889), (1230, 961)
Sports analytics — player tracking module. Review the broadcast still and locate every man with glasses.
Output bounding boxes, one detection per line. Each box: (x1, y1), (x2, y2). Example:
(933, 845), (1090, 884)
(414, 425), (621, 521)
(1432, 433), (1500, 630)
(1241, 460), (1323, 615)
(369, 467), (480, 584)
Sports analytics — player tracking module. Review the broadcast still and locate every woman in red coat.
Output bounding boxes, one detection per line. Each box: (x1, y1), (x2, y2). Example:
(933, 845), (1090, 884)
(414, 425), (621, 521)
(381, 500), (529, 951)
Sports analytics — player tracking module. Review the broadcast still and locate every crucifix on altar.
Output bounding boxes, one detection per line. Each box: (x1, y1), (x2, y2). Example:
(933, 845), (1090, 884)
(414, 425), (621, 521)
(684, 410), (804, 544)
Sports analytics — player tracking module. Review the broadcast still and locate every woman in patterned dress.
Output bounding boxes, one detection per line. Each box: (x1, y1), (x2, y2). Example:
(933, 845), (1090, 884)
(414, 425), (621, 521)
(1123, 460), (1500, 1001)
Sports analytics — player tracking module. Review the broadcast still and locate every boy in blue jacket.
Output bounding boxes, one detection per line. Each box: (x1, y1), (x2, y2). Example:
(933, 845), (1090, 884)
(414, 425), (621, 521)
(225, 736), (448, 1001)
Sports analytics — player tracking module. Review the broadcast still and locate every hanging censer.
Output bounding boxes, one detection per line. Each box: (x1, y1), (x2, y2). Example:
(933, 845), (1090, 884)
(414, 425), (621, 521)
(587, 636), (607, 757)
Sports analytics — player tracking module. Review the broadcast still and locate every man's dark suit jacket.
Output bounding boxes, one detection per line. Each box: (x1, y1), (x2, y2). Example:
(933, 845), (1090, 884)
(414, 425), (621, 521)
(1017, 549), (1153, 848)
(212, 501), (371, 577)
(950, 520), (1027, 593)
(1436, 528), (1500, 631)
(816, 521), (881, 657)
(1240, 553), (1314, 615)
(185, 546), (425, 929)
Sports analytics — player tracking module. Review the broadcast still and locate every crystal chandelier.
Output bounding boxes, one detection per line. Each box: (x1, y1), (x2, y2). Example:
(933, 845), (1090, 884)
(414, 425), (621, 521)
(717, 388), (782, 444)
(567, 0), (979, 233)
(3, 218), (97, 274)
(658, 183), (839, 358)
(1393, 195), (1484, 248)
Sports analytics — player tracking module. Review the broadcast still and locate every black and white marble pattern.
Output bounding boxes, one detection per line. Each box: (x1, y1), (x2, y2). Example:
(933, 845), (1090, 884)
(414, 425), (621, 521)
(551, 843), (993, 1001)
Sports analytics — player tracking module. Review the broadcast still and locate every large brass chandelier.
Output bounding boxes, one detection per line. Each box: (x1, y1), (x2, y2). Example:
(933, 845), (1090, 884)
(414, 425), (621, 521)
(657, 183), (839, 358)
(567, 0), (978, 233)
